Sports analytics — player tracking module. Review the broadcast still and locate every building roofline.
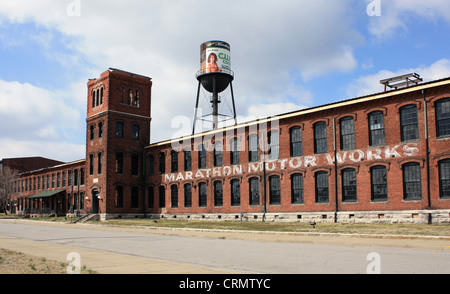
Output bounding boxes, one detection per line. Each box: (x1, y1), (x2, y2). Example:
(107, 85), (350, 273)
(18, 159), (86, 176)
(146, 76), (450, 148)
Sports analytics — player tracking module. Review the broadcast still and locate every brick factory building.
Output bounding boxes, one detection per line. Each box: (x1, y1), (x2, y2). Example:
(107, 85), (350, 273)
(2, 68), (450, 223)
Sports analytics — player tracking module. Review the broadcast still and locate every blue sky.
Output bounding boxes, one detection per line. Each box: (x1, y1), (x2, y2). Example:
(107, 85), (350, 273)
(0, 0), (449, 162)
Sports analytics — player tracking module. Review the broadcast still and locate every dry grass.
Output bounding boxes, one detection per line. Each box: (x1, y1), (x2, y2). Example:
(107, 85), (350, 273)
(93, 218), (450, 237)
(0, 248), (98, 274)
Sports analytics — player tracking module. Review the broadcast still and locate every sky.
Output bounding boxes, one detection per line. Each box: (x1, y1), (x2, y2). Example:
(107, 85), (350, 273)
(0, 0), (449, 163)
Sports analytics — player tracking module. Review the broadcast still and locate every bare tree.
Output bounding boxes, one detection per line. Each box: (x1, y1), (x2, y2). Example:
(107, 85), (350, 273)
(0, 166), (18, 214)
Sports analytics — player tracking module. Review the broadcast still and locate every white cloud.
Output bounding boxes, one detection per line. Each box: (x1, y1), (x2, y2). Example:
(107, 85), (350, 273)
(367, 0), (450, 40)
(0, 79), (85, 161)
(0, 0), (364, 144)
(346, 59), (450, 97)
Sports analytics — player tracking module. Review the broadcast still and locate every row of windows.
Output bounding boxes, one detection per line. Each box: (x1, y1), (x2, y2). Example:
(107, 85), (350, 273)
(114, 160), (450, 209)
(89, 122), (140, 141)
(91, 86), (104, 108)
(148, 100), (450, 175)
(14, 168), (85, 194)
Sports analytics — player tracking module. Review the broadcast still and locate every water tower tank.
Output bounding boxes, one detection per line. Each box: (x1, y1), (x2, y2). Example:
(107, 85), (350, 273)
(196, 40), (234, 93)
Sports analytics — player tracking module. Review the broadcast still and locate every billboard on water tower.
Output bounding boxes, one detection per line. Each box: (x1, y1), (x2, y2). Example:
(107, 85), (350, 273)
(200, 41), (231, 75)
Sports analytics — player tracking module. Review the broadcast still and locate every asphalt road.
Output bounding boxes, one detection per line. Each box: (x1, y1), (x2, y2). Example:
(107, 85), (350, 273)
(1, 219), (450, 274)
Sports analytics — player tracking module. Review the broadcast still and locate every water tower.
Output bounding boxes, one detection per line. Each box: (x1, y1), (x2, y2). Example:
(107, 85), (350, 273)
(192, 40), (237, 134)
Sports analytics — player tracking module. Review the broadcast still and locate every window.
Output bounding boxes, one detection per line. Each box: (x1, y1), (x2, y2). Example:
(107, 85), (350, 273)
(132, 124), (140, 140)
(290, 127), (303, 157)
(57, 173), (60, 188)
(231, 179), (240, 206)
(249, 177), (260, 205)
(90, 125), (95, 140)
(147, 154), (154, 176)
(269, 175), (281, 204)
(198, 145), (207, 169)
(214, 181), (223, 206)
(214, 141), (223, 167)
(439, 159), (450, 199)
(92, 90), (96, 108)
(291, 174), (304, 204)
(314, 122), (327, 154)
(52, 173), (55, 188)
(403, 163), (422, 200)
(98, 152), (102, 174)
(400, 105), (419, 142)
(342, 168), (357, 202)
(184, 184), (192, 207)
(98, 122), (103, 138)
(99, 87), (103, 105)
(436, 98), (450, 137)
(171, 150), (178, 173)
(131, 186), (139, 208)
(116, 122), (124, 138)
(248, 134), (259, 162)
(340, 117), (355, 150)
(89, 154), (94, 175)
(147, 187), (154, 208)
(184, 149), (192, 171)
(159, 186), (165, 208)
(371, 166), (387, 201)
(315, 171), (329, 203)
(268, 130), (280, 160)
(159, 152), (165, 174)
(230, 138), (240, 165)
(74, 169), (78, 186)
(171, 185), (178, 208)
(80, 168), (84, 185)
(198, 182), (207, 207)
(116, 152), (124, 174)
(62, 171), (66, 187)
(67, 171), (71, 187)
(369, 111), (385, 146)
(131, 154), (139, 175)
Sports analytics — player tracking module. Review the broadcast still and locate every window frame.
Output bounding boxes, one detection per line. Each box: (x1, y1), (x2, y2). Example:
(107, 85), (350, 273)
(314, 122), (327, 154)
(290, 127), (303, 157)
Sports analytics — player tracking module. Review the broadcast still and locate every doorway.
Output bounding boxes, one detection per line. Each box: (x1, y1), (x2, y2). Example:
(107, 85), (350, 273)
(91, 189), (99, 213)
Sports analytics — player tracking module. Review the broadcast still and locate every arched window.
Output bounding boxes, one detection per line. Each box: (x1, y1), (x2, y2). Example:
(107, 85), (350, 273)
(436, 98), (450, 137)
(342, 168), (357, 202)
(315, 171), (329, 203)
(291, 173), (304, 204)
(249, 177), (260, 205)
(371, 165), (387, 201)
(290, 127), (302, 157)
(402, 162), (422, 200)
(438, 159), (450, 199)
(214, 181), (223, 206)
(314, 122), (327, 154)
(231, 179), (240, 206)
(269, 175), (281, 204)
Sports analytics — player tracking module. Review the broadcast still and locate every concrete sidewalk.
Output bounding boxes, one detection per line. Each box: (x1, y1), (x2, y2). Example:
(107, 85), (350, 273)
(1, 219), (450, 274)
(0, 235), (242, 274)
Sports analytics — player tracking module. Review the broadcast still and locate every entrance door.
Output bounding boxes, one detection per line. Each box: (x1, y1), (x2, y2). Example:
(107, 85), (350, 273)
(91, 189), (99, 213)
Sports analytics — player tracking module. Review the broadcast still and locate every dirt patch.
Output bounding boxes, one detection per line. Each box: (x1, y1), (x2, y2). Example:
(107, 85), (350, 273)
(0, 248), (97, 274)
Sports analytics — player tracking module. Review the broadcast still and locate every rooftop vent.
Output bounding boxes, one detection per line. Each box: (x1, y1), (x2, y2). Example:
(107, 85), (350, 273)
(380, 73), (423, 92)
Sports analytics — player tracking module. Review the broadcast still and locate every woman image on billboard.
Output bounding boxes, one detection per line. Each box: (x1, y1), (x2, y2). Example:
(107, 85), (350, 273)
(207, 53), (221, 73)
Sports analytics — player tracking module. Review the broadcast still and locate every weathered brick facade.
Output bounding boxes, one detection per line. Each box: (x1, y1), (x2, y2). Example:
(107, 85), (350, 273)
(5, 69), (450, 223)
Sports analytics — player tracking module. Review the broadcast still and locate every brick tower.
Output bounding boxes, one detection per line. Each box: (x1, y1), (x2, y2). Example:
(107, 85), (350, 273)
(85, 68), (152, 218)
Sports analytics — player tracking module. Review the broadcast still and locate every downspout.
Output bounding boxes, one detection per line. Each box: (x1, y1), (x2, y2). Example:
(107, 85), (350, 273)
(333, 117), (338, 223)
(421, 90), (432, 213)
(142, 146), (147, 218)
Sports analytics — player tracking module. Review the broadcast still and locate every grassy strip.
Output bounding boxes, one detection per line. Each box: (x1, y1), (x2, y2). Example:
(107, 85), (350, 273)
(93, 218), (450, 237)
